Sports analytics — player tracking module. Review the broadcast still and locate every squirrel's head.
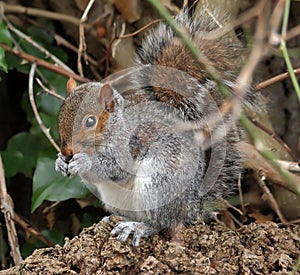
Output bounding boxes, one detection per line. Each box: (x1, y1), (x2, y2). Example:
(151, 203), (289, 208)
(58, 79), (117, 158)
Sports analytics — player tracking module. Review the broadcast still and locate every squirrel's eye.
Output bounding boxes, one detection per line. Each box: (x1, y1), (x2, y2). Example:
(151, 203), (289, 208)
(85, 116), (97, 128)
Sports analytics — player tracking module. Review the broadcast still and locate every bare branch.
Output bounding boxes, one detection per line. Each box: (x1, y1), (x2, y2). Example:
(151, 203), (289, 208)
(254, 172), (289, 227)
(77, 0), (96, 76)
(28, 63), (60, 152)
(239, 142), (300, 195)
(3, 16), (74, 73)
(255, 68), (300, 91)
(0, 43), (90, 83)
(36, 78), (65, 101)
(0, 1), (84, 26)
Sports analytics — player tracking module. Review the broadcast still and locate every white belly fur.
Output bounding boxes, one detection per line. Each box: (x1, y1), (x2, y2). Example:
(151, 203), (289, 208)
(95, 158), (155, 217)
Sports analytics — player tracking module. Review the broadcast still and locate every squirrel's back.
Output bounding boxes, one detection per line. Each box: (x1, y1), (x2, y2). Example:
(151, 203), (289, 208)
(133, 8), (248, 124)
(137, 9), (245, 89)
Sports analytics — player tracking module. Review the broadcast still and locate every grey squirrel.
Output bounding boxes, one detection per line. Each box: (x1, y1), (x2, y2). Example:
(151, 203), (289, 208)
(55, 8), (251, 246)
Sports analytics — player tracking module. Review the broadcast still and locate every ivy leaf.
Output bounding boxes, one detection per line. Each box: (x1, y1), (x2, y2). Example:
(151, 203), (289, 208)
(0, 47), (7, 73)
(0, 22), (12, 74)
(1, 132), (43, 177)
(0, 22), (12, 46)
(32, 157), (90, 212)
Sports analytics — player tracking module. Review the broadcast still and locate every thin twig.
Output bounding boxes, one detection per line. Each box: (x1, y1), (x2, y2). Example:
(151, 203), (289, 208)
(0, 156), (22, 265)
(3, 16), (74, 73)
(0, 1), (85, 26)
(111, 22), (126, 59)
(105, 19), (162, 76)
(28, 63), (60, 152)
(248, 116), (298, 161)
(0, 43), (90, 83)
(53, 33), (98, 67)
(36, 78), (65, 100)
(286, 25), (300, 41)
(255, 67), (300, 91)
(25, 17), (99, 67)
(254, 171), (289, 227)
(237, 174), (245, 215)
(239, 142), (300, 195)
(14, 213), (54, 247)
(278, 218), (300, 225)
(268, 0), (285, 46)
(0, 224), (5, 269)
(280, 0), (300, 101)
(230, 0), (269, 121)
(277, 160), (300, 173)
(195, 1), (263, 41)
(240, 113), (298, 194)
(77, 0), (96, 76)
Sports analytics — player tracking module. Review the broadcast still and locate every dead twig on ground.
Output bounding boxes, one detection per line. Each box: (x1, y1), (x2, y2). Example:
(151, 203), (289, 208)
(239, 142), (300, 195)
(0, 156), (22, 265)
(254, 171), (289, 227)
(248, 116), (298, 162)
(13, 213), (54, 247)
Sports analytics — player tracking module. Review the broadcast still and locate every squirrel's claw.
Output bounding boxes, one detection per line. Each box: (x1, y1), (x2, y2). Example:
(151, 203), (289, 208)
(68, 153), (92, 176)
(55, 153), (69, 176)
(111, 221), (156, 247)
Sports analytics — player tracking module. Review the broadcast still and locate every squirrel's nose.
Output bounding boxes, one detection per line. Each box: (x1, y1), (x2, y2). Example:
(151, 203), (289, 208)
(60, 145), (73, 158)
(60, 138), (73, 157)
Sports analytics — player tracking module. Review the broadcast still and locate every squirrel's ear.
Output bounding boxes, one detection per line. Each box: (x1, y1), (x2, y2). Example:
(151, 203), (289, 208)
(97, 83), (115, 113)
(66, 77), (77, 94)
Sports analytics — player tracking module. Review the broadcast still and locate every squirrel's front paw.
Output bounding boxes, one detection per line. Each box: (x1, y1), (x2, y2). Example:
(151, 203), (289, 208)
(55, 153), (70, 176)
(68, 153), (92, 176)
(111, 221), (156, 247)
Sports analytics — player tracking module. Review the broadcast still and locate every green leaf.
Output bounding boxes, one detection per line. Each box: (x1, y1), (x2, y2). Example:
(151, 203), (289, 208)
(1, 132), (43, 177)
(6, 53), (30, 74)
(27, 26), (54, 46)
(0, 47), (7, 73)
(30, 111), (59, 143)
(0, 23), (11, 73)
(37, 87), (65, 116)
(32, 157), (90, 212)
(0, 22), (12, 46)
(81, 210), (103, 228)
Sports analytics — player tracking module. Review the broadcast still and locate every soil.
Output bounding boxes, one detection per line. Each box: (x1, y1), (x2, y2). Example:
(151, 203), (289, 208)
(1, 218), (299, 274)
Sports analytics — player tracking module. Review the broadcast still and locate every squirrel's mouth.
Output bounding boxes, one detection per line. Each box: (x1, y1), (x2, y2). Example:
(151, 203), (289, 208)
(60, 154), (72, 164)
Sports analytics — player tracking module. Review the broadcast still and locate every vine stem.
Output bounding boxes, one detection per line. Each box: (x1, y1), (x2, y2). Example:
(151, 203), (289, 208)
(280, 0), (300, 101)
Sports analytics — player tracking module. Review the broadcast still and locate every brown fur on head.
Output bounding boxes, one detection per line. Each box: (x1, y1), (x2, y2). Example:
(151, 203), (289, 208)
(58, 82), (115, 157)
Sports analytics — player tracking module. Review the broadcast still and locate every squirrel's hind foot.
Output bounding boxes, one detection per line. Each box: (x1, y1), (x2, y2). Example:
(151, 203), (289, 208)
(111, 221), (156, 247)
